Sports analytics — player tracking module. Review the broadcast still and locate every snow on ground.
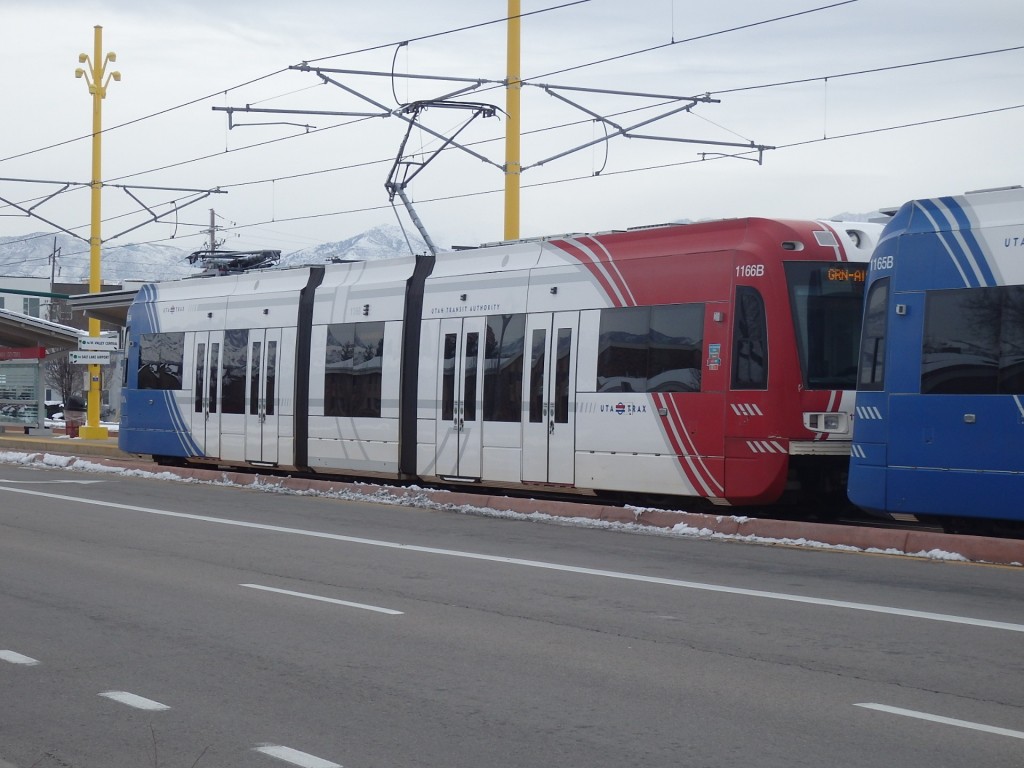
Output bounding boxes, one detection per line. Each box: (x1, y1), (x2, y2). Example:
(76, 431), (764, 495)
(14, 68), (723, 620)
(43, 419), (120, 435)
(0, 449), (986, 565)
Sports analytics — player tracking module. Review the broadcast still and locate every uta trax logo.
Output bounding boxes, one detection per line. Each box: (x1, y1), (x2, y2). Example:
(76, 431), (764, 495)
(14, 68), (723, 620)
(599, 402), (648, 415)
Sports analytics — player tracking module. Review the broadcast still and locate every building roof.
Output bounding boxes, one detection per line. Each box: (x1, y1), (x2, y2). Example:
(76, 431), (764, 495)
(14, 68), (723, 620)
(67, 288), (138, 327)
(0, 308), (82, 349)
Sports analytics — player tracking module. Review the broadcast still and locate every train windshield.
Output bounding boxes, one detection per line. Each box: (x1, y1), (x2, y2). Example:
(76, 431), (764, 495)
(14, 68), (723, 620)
(784, 262), (866, 390)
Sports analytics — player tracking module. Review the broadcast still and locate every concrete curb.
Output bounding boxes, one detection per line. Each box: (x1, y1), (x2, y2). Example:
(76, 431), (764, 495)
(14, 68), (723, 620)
(1, 436), (1021, 567)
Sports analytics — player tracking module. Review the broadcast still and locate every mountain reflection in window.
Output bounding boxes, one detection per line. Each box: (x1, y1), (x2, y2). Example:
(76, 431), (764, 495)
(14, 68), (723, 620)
(732, 287), (768, 390)
(220, 329), (249, 414)
(138, 333), (184, 390)
(482, 314), (526, 422)
(324, 321), (384, 417)
(922, 285), (1024, 395)
(597, 304), (703, 393)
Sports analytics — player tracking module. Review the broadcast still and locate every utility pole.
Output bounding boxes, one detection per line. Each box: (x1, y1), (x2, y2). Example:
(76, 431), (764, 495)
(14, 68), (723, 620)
(75, 25), (120, 439)
(503, 0), (522, 242)
(49, 236), (60, 321)
(206, 208), (221, 253)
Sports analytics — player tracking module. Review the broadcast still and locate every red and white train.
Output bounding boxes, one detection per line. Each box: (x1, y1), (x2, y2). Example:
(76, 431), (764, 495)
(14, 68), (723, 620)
(120, 217), (879, 506)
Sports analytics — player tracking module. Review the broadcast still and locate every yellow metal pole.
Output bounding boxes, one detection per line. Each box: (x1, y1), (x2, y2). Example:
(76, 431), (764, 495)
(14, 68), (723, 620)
(75, 25), (119, 440)
(503, 0), (521, 241)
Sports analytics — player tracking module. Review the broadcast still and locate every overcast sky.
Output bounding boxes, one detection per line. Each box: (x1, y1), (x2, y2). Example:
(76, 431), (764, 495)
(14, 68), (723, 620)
(2, 0), (1022, 264)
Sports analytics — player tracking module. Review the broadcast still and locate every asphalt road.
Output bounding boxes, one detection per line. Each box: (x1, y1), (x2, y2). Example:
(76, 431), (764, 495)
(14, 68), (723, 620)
(0, 462), (1021, 768)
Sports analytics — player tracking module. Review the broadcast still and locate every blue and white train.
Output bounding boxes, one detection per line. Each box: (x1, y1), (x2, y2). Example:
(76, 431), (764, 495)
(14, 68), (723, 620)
(849, 185), (1024, 531)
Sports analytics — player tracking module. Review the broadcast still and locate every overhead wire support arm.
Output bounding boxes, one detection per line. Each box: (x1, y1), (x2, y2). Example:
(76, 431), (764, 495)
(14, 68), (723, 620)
(535, 83), (721, 103)
(212, 104), (389, 126)
(524, 82), (773, 169)
(0, 177), (85, 211)
(289, 64), (500, 89)
(106, 185), (225, 242)
(0, 176), (227, 242)
(0, 195), (89, 243)
(295, 65), (493, 111)
(0, 179), (89, 241)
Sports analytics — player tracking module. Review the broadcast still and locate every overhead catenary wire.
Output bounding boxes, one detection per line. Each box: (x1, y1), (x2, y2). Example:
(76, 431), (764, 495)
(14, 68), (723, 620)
(1, 1), (1021, 257)
(1, 0), (848, 172)
(26, 94), (1024, 269)
(100, 42), (1024, 193)
(0, 1), (593, 167)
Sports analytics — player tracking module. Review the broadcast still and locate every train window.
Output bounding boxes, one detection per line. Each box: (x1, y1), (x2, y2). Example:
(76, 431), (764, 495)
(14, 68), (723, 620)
(529, 329), (547, 422)
(195, 343), (205, 412)
(464, 332), (479, 422)
(597, 306), (647, 393)
(785, 262), (865, 390)
(483, 314), (525, 422)
(921, 285), (1024, 395)
(441, 332), (456, 422)
(209, 343), (219, 413)
(138, 332), (184, 391)
(857, 278), (888, 391)
(249, 342), (262, 416)
(266, 341), (277, 416)
(554, 327), (572, 422)
(648, 305), (702, 392)
(732, 287), (768, 390)
(1000, 288), (1024, 393)
(324, 322), (385, 418)
(596, 304), (703, 393)
(221, 329), (249, 414)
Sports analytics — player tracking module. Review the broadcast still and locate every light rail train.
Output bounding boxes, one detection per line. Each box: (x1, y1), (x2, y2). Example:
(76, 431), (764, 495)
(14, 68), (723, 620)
(119, 217), (879, 507)
(849, 185), (1024, 532)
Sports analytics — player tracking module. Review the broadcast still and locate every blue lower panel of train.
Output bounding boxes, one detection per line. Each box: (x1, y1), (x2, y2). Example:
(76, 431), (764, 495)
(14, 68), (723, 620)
(885, 467), (1024, 520)
(846, 462), (887, 513)
(120, 390), (199, 458)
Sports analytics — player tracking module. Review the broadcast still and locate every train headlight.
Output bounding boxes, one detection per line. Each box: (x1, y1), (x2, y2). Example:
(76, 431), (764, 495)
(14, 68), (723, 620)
(803, 412), (848, 434)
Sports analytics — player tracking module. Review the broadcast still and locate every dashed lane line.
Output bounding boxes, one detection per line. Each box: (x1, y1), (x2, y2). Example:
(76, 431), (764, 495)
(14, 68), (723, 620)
(254, 744), (341, 768)
(242, 584), (403, 615)
(98, 691), (171, 711)
(856, 703), (1024, 740)
(0, 650), (39, 666)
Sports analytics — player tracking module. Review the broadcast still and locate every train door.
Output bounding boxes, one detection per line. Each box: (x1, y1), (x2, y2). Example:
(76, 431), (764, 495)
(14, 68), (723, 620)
(434, 317), (485, 478)
(190, 331), (222, 457)
(244, 329), (281, 464)
(522, 312), (578, 484)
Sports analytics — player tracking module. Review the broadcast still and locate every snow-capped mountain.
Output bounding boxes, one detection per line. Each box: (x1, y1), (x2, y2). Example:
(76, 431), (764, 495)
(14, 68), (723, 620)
(830, 210), (893, 224)
(0, 232), (198, 283)
(280, 224), (429, 267)
(0, 224), (428, 284)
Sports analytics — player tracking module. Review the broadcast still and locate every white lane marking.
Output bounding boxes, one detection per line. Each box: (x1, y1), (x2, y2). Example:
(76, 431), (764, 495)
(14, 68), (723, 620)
(0, 479), (105, 484)
(254, 744), (341, 768)
(855, 703), (1024, 740)
(241, 584), (402, 615)
(98, 691), (171, 711)
(2, 485), (1023, 634)
(0, 650), (39, 665)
